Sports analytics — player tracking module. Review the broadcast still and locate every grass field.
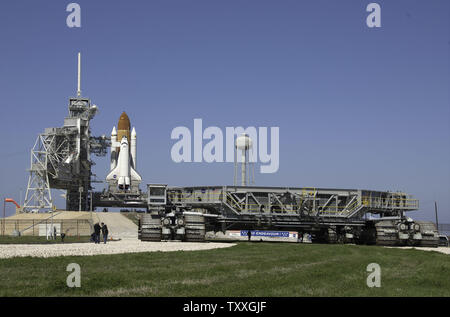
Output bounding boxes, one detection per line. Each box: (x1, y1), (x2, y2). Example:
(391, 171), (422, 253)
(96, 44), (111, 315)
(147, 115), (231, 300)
(0, 243), (448, 297)
(0, 236), (91, 244)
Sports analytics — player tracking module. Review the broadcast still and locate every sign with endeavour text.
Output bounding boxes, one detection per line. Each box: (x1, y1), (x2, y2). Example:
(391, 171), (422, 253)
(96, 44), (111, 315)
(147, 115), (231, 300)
(227, 230), (298, 240)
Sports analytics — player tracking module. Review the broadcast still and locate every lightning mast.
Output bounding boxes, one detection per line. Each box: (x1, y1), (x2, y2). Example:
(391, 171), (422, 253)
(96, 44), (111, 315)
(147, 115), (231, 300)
(77, 52), (81, 97)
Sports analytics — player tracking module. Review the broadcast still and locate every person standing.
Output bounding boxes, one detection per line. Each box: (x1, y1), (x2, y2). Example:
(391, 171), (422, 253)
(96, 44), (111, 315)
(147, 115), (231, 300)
(46, 226), (52, 240)
(101, 222), (109, 244)
(93, 223), (101, 244)
(247, 230), (252, 242)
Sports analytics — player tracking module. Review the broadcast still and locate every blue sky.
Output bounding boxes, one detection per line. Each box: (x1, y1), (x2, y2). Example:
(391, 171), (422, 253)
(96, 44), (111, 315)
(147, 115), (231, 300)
(0, 0), (449, 222)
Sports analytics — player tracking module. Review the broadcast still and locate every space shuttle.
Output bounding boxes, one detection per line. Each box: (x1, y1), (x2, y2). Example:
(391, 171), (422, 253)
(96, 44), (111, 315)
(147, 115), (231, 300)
(106, 112), (142, 190)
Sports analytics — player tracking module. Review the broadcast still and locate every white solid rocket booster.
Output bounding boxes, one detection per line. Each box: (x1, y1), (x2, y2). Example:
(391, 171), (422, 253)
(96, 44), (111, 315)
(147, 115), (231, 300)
(110, 126), (117, 170)
(131, 127), (137, 169)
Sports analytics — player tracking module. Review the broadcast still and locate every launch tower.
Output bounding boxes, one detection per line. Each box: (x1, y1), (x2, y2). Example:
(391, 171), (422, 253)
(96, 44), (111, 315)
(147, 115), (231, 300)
(22, 53), (109, 212)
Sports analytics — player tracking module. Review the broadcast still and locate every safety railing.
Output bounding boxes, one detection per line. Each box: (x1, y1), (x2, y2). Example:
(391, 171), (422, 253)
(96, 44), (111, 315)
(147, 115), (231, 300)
(302, 187), (317, 197)
(167, 191), (222, 201)
(361, 196), (419, 210)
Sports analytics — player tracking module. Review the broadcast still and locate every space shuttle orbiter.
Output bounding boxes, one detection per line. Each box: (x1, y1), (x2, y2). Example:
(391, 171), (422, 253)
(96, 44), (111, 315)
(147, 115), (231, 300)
(106, 112), (142, 190)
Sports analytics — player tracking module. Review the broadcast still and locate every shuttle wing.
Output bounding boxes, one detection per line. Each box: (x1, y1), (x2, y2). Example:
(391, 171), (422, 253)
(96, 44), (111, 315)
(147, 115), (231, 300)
(106, 165), (119, 181)
(130, 166), (142, 182)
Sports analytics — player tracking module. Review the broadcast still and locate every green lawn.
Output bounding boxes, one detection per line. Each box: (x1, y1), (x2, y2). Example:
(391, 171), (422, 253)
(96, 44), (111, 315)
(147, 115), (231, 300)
(0, 243), (448, 296)
(0, 236), (91, 244)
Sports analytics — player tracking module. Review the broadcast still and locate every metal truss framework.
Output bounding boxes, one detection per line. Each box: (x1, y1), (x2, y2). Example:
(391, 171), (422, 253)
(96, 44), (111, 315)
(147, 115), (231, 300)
(22, 97), (109, 213)
(165, 186), (418, 221)
(23, 134), (55, 212)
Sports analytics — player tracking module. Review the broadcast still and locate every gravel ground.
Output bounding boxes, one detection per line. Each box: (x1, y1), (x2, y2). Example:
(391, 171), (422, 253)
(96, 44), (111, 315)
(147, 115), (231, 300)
(386, 246), (450, 255)
(0, 240), (236, 259)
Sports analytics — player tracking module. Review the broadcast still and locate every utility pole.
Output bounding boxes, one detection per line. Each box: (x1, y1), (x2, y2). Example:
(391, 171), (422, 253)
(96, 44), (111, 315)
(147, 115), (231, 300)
(51, 207), (54, 240)
(79, 186), (83, 212)
(2, 198), (5, 236)
(434, 201), (439, 233)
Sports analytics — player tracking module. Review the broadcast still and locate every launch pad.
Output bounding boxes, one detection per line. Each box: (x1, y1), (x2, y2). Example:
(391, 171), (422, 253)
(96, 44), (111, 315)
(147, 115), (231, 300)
(18, 53), (440, 247)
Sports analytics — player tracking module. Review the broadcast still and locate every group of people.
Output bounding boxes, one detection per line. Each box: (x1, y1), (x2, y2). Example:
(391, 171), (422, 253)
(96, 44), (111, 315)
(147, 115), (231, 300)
(92, 222), (109, 244)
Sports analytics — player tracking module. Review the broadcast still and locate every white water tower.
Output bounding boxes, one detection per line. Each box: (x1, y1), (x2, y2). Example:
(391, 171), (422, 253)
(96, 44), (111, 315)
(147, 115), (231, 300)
(234, 133), (254, 186)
